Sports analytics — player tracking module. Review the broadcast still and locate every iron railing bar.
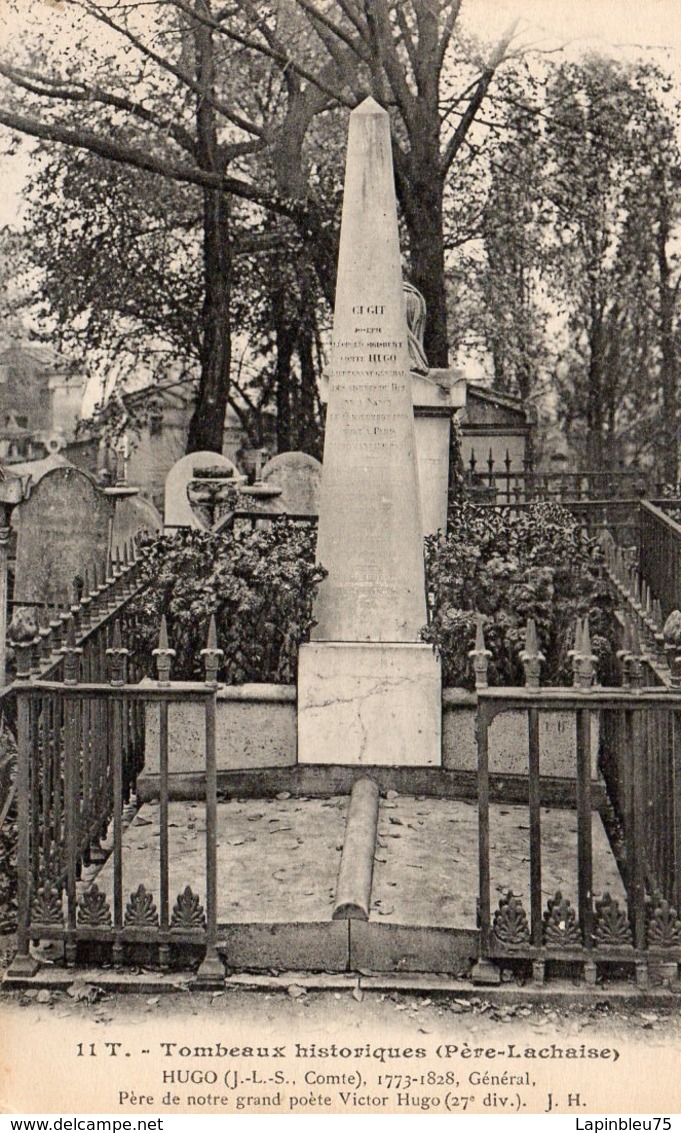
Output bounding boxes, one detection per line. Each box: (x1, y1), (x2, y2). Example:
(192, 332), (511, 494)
(576, 707), (594, 949)
(112, 697), (124, 958)
(631, 710), (647, 951)
(14, 688), (32, 964)
(64, 691), (79, 964)
(528, 706), (542, 947)
(159, 699), (170, 942)
(478, 702), (491, 957)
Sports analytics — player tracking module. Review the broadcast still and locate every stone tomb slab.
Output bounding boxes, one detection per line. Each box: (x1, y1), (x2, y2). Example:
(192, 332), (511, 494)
(370, 796), (625, 929)
(93, 796), (347, 924)
(298, 642), (441, 766)
(88, 794), (624, 970)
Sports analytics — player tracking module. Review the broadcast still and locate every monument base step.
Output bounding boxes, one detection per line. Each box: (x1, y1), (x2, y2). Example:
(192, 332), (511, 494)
(298, 642), (441, 766)
(137, 765), (607, 810)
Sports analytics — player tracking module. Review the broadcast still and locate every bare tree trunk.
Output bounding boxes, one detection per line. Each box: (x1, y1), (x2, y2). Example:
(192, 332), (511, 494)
(657, 190), (678, 485)
(187, 186), (232, 452)
(405, 180), (449, 368)
(186, 3), (232, 454)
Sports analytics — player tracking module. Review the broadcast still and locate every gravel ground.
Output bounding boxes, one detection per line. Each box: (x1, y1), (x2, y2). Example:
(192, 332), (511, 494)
(2, 950), (681, 1116)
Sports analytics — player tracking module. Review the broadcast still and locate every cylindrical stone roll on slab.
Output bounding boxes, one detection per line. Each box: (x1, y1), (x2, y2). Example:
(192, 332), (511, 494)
(332, 778), (380, 920)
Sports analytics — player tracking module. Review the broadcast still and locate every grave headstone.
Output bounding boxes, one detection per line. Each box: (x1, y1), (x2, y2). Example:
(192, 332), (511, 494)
(163, 451), (243, 530)
(261, 452), (322, 515)
(12, 465), (114, 607)
(111, 492), (162, 550)
(297, 97), (441, 767)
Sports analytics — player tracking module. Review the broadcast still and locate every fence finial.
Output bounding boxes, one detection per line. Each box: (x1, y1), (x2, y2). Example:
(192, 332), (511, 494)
(469, 614), (491, 690)
(519, 618), (544, 689)
(663, 610), (681, 686)
(569, 618), (584, 685)
(9, 608), (38, 679)
(106, 619), (129, 686)
(97, 560), (108, 597)
(577, 617), (596, 689)
(201, 614), (224, 687)
(80, 567), (93, 631)
(153, 615), (175, 686)
(616, 615), (632, 687)
(61, 617), (82, 685)
(630, 619), (643, 687)
(571, 617), (595, 689)
(38, 606), (52, 663)
(652, 598), (665, 660)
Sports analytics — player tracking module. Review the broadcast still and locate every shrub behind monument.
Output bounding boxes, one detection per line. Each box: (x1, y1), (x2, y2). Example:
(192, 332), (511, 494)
(423, 500), (618, 688)
(129, 520), (325, 682)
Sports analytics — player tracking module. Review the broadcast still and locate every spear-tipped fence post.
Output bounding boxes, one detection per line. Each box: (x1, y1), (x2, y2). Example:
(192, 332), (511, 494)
(641, 588), (656, 651)
(38, 607), (52, 664)
(152, 616), (175, 687)
(116, 546), (132, 598)
(61, 619), (82, 686)
(617, 616), (633, 688)
(96, 559), (108, 604)
(80, 568), (92, 632)
(58, 604), (72, 660)
(632, 572), (643, 613)
(663, 611), (681, 687)
(653, 599), (666, 661)
(200, 615), (223, 688)
(519, 618), (544, 689)
(104, 555), (118, 614)
(578, 618), (596, 689)
(469, 616), (492, 690)
(127, 538), (139, 587)
(70, 576), (82, 639)
(10, 610), (38, 679)
(106, 620), (129, 687)
(89, 566), (103, 621)
(629, 620), (642, 688)
(49, 602), (64, 654)
(30, 617), (42, 675)
(570, 618), (584, 687)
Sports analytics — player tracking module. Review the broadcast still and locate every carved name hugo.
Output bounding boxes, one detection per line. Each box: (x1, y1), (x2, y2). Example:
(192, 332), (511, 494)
(330, 301), (410, 451)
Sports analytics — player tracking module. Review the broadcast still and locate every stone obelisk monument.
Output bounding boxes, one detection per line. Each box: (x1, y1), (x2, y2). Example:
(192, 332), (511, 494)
(297, 97), (441, 766)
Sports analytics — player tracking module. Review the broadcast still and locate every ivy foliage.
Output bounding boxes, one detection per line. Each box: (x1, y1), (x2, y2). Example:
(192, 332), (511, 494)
(422, 501), (618, 689)
(127, 521), (326, 684)
(126, 501), (615, 692)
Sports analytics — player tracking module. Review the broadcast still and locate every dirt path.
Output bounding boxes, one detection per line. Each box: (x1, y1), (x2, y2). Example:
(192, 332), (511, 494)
(2, 979), (681, 1115)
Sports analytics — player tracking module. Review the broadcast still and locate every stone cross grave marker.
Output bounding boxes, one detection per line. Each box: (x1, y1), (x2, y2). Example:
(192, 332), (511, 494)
(164, 451), (243, 530)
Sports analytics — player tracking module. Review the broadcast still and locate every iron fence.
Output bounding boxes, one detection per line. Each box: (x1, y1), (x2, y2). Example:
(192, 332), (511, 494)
(477, 688), (681, 986)
(9, 621), (221, 982)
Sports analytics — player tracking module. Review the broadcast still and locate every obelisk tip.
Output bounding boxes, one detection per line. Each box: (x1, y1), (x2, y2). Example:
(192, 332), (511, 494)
(354, 95), (386, 116)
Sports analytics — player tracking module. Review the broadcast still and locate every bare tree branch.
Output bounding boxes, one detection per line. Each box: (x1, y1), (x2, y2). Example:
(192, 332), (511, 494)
(441, 22), (518, 175)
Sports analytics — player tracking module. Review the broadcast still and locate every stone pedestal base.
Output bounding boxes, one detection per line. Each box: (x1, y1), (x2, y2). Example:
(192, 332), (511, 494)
(298, 642), (441, 766)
